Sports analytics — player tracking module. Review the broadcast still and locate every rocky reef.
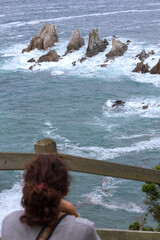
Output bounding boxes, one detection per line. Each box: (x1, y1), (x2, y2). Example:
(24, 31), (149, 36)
(20, 22), (159, 74)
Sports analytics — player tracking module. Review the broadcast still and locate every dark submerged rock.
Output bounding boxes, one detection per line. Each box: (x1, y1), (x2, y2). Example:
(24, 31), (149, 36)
(100, 64), (107, 67)
(72, 61), (76, 66)
(27, 58), (36, 63)
(112, 100), (125, 108)
(142, 105), (148, 110)
(79, 56), (87, 63)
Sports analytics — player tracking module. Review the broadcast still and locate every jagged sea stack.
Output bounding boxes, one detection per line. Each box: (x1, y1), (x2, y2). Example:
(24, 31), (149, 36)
(150, 59), (160, 74)
(106, 37), (128, 60)
(132, 61), (150, 74)
(86, 29), (108, 57)
(22, 22), (58, 53)
(65, 29), (84, 55)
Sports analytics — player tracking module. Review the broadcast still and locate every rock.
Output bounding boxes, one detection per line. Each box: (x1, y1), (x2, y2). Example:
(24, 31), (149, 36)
(149, 50), (155, 55)
(100, 64), (107, 67)
(79, 56), (87, 63)
(126, 40), (131, 44)
(72, 61), (76, 66)
(150, 59), (160, 74)
(65, 29), (84, 55)
(29, 63), (41, 70)
(112, 100), (125, 108)
(106, 37), (128, 60)
(132, 61), (150, 74)
(86, 29), (108, 57)
(29, 65), (34, 70)
(136, 50), (149, 61)
(142, 105), (148, 110)
(27, 58), (36, 63)
(37, 50), (60, 62)
(135, 50), (155, 61)
(22, 22), (58, 53)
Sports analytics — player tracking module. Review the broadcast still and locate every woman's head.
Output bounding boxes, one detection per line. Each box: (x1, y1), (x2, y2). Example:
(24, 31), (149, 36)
(20, 154), (70, 226)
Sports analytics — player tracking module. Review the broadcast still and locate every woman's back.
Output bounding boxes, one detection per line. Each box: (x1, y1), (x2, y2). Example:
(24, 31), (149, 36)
(2, 210), (100, 240)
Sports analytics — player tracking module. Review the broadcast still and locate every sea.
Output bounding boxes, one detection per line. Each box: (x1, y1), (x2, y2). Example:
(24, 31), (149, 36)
(0, 0), (160, 234)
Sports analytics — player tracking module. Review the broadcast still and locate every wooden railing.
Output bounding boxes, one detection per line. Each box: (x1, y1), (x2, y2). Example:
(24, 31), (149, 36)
(0, 138), (160, 240)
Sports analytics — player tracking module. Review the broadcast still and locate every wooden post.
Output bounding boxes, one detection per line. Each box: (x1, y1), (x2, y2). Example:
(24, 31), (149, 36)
(34, 138), (57, 153)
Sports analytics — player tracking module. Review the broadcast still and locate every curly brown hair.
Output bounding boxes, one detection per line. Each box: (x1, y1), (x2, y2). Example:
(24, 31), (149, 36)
(20, 154), (70, 226)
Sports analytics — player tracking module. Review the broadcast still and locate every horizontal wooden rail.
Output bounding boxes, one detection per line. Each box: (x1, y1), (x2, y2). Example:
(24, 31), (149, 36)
(0, 152), (160, 183)
(96, 228), (160, 240)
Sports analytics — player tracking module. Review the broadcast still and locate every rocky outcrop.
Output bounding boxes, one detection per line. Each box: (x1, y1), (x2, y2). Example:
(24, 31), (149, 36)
(135, 50), (155, 61)
(27, 58), (36, 63)
(65, 29), (84, 55)
(150, 59), (160, 74)
(29, 63), (41, 70)
(37, 50), (60, 62)
(22, 22), (58, 53)
(100, 64), (107, 67)
(132, 61), (150, 74)
(86, 29), (108, 57)
(112, 100), (125, 108)
(106, 37), (128, 60)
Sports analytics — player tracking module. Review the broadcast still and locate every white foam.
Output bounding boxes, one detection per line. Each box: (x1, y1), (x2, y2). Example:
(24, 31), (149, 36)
(2, 53), (15, 57)
(43, 121), (71, 143)
(81, 182), (143, 213)
(117, 134), (147, 140)
(104, 98), (160, 118)
(58, 131), (160, 161)
(51, 70), (64, 75)
(0, 183), (23, 235)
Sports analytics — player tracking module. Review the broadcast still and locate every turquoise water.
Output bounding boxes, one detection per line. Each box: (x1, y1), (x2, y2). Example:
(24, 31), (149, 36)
(0, 0), (160, 232)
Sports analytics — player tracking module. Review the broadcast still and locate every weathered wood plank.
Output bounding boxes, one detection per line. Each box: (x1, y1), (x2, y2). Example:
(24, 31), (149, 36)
(0, 152), (160, 184)
(96, 228), (160, 240)
(59, 153), (160, 184)
(0, 152), (36, 170)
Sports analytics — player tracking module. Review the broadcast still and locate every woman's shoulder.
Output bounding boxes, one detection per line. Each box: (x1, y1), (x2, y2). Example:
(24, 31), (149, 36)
(64, 215), (94, 226)
(2, 210), (23, 228)
(60, 215), (100, 239)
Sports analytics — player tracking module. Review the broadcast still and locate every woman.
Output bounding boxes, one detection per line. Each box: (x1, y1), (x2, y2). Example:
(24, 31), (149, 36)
(2, 154), (100, 240)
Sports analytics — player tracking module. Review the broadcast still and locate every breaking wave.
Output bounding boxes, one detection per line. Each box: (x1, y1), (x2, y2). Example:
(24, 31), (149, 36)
(104, 98), (160, 118)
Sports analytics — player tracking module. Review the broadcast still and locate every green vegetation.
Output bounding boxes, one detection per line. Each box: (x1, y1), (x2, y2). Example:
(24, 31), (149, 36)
(129, 163), (160, 231)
